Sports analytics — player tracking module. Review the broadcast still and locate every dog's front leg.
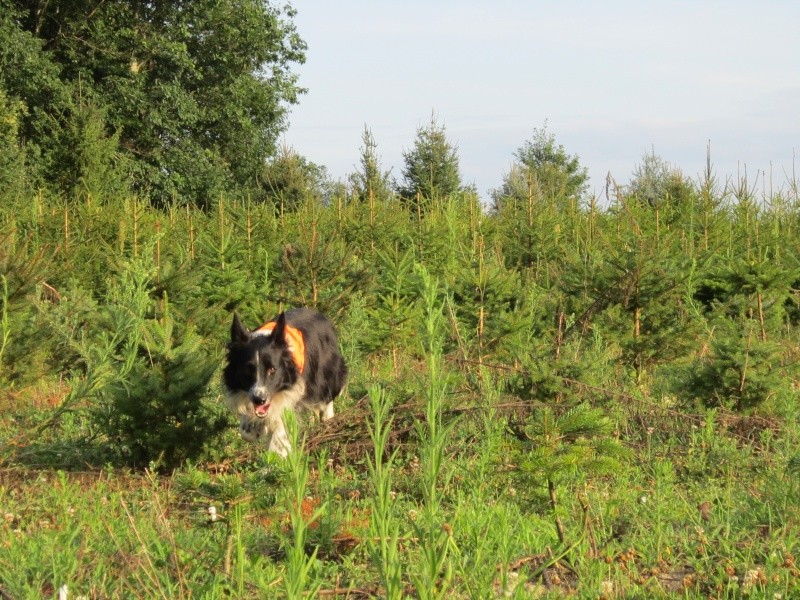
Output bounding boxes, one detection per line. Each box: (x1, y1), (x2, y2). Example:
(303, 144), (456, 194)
(268, 419), (292, 457)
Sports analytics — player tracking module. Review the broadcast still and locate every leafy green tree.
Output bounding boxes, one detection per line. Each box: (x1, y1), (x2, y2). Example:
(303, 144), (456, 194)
(683, 316), (785, 412)
(259, 145), (330, 213)
(491, 124), (588, 211)
(1, 0), (306, 204)
(34, 253), (228, 469)
(397, 113), (463, 206)
(490, 125), (586, 278)
(274, 202), (369, 316)
(46, 94), (131, 201)
(0, 86), (29, 202)
(627, 150), (694, 211)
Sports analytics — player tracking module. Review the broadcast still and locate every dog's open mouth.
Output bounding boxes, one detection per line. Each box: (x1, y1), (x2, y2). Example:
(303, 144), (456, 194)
(254, 403), (271, 417)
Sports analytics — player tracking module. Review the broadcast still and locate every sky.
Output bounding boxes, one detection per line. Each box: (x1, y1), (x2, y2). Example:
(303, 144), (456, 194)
(282, 1), (800, 202)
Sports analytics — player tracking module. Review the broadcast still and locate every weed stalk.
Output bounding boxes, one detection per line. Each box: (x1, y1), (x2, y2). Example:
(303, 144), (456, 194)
(282, 411), (323, 599)
(366, 385), (404, 599)
(0, 275), (10, 366)
(223, 500), (247, 596)
(410, 266), (455, 599)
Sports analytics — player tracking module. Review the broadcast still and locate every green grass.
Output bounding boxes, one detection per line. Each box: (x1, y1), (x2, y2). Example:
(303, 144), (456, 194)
(2, 380), (799, 598)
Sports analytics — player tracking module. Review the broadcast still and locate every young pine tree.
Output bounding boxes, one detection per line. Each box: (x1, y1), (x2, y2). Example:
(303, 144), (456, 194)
(684, 256), (796, 411)
(349, 125), (393, 206)
(397, 113), (463, 211)
(88, 257), (228, 469)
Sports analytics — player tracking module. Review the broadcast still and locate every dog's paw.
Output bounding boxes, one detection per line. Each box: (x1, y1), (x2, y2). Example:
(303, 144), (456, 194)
(239, 418), (266, 442)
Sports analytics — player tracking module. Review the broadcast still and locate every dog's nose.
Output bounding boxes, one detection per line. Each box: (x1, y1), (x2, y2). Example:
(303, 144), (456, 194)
(251, 395), (267, 406)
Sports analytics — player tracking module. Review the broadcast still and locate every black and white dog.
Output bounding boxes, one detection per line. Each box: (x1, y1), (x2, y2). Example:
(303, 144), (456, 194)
(223, 308), (347, 456)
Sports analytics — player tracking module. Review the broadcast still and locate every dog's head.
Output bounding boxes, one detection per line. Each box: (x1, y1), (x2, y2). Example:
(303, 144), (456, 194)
(223, 312), (301, 417)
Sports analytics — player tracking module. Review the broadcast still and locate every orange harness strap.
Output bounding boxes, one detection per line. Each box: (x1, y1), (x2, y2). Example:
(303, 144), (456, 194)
(255, 321), (306, 374)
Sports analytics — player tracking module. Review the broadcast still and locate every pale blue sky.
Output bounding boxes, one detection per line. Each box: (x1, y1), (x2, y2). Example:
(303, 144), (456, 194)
(284, 1), (800, 201)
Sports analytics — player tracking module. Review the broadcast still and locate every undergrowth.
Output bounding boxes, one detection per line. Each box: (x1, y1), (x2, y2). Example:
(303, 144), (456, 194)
(1, 172), (799, 598)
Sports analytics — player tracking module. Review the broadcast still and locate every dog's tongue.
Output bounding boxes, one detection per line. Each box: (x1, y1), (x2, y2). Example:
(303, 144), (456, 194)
(255, 403), (270, 417)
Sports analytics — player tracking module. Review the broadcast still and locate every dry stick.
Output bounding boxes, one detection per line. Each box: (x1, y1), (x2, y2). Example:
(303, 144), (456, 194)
(41, 281), (61, 303)
(186, 204), (195, 260)
(555, 310), (565, 360)
(311, 216), (319, 305)
(306, 353), (778, 454)
(308, 395), (557, 448)
(105, 522), (154, 596)
(132, 197), (139, 258)
(698, 326), (716, 359)
(317, 587), (378, 598)
(152, 485), (189, 595)
(218, 195), (225, 270)
(246, 197), (252, 258)
(445, 298), (470, 367)
(63, 204), (69, 263)
(155, 221), (161, 284)
(477, 235), (486, 365)
(505, 484), (591, 580)
(548, 478), (566, 546)
(655, 202), (660, 245)
(739, 330), (753, 405)
(563, 268), (637, 338)
(526, 174), (534, 230)
(478, 302), (485, 365)
(757, 292), (767, 342)
(369, 183), (375, 229)
(578, 492), (597, 558)
(223, 523), (234, 577)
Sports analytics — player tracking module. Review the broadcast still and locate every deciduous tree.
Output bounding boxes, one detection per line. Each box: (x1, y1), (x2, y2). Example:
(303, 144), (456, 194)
(0, 0), (306, 205)
(491, 124), (588, 212)
(627, 150), (693, 211)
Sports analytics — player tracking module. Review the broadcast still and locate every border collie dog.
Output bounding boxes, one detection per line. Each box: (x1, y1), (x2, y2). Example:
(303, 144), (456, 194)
(223, 308), (347, 456)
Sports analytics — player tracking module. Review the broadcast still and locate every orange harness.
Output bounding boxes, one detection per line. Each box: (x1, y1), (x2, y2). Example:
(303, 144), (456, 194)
(255, 321), (306, 374)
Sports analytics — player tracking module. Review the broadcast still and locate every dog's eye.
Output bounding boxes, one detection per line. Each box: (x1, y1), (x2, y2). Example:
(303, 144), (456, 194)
(266, 367), (276, 377)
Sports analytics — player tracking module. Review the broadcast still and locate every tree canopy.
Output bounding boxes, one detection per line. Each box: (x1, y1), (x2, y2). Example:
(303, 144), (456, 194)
(260, 144), (330, 213)
(491, 124), (588, 211)
(0, 0), (306, 205)
(397, 114), (463, 204)
(626, 149), (694, 210)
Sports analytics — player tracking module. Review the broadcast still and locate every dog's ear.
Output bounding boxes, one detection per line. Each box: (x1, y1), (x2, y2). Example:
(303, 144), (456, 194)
(271, 312), (288, 345)
(231, 313), (250, 343)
